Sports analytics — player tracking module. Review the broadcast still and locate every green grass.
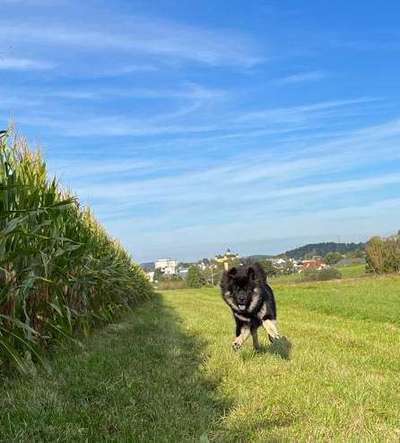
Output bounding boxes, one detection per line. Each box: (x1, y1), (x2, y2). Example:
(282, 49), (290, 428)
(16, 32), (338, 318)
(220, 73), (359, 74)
(269, 263), (367, 284)
(335, 262), (367, 278)
(1, 276), (400, 442)
(269, 272), (303, 284)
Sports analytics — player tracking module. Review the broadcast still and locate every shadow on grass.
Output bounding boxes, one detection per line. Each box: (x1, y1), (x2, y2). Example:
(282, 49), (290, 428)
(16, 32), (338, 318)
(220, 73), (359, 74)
(265, 336), (293, 360)
(213, 413), (299, 443)
(240, 336), (293, 362)
(0, 294), (229, 442)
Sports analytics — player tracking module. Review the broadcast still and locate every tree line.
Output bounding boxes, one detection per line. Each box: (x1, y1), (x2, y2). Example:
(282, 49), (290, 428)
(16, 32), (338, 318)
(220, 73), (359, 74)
(366, 232), (400, 274)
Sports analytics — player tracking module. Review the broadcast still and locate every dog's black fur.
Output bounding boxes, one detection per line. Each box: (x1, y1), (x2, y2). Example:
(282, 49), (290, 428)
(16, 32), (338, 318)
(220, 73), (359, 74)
(220, 262), (280, 350)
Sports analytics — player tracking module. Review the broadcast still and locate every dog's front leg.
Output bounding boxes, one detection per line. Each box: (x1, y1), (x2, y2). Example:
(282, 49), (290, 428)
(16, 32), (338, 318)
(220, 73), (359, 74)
(232, 325), (251, 351)
(257, 303), (281, 342)
(251, 327), (260, 350)
(262, 319), (281, 342)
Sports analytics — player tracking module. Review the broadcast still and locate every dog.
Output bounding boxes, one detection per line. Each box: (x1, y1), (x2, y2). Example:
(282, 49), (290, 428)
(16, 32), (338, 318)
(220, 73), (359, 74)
(220, 262), (281, 350)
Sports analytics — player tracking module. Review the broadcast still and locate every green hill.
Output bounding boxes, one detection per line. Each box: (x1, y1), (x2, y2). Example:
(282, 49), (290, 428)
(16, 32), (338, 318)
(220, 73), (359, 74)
(281, 242), (365, 260)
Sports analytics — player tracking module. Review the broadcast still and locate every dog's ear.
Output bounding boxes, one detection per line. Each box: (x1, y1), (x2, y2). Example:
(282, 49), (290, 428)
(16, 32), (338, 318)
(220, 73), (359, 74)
(220, 266), (237, 289)
(225, 267), (238, 282)
(247, 263), (266, 282)
(252, 262), (267, 282)
(254, 262), (267, 282)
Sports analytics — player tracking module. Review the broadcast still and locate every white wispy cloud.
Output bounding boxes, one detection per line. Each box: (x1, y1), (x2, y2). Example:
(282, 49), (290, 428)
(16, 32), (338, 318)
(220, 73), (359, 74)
(237, 97), (378, 123)
(19, 105), (215, 137)
(14, 95), (376, 139)
(274, 70), (327, 85)
(0, 57), (54, 70)
(48, 159), (155, 181)
(104, 196), (400, 261)
(56, 115), (400, 233)
(0, 0), (57, 3)
(76, 168), (400, 205)
(330, 37), (400, 52)
(0, 18), (262, 67)
(2, 1), (398, 262)
(0, 96), (42, 108)
(95, 64), (159, 77)
(45, 83), (227, 101)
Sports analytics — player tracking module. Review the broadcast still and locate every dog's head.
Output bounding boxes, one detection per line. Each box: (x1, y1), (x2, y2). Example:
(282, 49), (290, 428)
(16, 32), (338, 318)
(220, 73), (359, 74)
(221, 264), (265, 311)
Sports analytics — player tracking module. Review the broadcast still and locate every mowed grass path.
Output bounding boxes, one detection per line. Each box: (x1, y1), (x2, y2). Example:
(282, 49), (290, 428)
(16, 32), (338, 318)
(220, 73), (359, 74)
(1, 277), (399, 442)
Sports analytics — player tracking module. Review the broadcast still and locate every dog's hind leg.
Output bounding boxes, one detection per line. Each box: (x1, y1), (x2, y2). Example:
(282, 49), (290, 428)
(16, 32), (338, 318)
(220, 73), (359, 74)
(262, 319), (281, 342)
(232, 325), (251, 351)
(251, 327), (260, 350)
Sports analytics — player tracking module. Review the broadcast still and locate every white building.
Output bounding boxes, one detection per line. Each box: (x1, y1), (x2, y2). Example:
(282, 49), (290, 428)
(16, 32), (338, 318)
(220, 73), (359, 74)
(155, 258), (177, 276)
(271, 258), (286, 266)
(146, 271), (155, 282)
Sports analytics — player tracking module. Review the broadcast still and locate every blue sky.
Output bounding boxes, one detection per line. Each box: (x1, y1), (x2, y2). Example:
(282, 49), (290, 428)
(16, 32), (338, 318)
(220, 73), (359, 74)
(1, 0), (400, 262)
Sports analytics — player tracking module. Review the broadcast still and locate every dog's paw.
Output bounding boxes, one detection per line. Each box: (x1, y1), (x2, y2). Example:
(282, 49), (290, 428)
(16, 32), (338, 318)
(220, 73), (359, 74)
(268, 334), (281, 343)
(232, 340), (242, 351)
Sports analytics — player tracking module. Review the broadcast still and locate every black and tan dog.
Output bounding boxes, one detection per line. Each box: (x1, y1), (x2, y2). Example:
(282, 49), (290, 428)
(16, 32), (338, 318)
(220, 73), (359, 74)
(220, 263), (281, 350)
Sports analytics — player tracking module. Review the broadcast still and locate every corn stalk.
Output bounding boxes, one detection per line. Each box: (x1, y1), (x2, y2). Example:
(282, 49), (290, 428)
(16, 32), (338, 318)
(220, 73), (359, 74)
(0, 130), (153, 372)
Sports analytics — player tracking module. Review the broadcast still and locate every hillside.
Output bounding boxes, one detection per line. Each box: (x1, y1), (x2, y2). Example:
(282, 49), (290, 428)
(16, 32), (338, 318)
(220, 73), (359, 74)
(244, 254), (274, 262)
(142, 242), (366, 269)
(281, 241), (365, 260)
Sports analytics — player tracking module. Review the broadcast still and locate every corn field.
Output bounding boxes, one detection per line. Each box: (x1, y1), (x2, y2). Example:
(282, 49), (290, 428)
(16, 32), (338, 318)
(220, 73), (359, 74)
(0, 130), (153, 372)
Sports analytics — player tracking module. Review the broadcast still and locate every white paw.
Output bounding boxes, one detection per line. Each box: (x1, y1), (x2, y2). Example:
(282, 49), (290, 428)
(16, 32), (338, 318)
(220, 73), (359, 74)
(232, 340), (242, 351)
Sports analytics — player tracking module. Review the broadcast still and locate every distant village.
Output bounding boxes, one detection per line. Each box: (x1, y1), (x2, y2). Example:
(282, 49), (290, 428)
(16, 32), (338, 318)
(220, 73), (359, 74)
(142, 245), (365, 284)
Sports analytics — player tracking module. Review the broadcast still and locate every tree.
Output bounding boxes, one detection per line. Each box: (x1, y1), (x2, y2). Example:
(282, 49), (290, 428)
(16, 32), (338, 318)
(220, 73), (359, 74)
(260, 260), (277, 277)
(325, 252), (342, 265)
(186, 266), (204, 288)
(201, 263), (221, 286)
(349, 248), (365, 259)
(304, 250), (317, 260)
(153, 268), (164, 282)
(365, 233), (400, 274)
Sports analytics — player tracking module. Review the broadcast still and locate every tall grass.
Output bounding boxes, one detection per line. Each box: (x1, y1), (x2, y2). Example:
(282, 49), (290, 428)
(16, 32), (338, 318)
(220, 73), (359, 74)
(0, 130), (153, 372)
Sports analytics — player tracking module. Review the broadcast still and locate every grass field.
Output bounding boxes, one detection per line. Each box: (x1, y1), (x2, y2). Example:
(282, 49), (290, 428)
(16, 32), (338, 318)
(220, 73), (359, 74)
(1, 276), (399, 442)
(336, 262), (367, 278)
(269, 263), (367, 285)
